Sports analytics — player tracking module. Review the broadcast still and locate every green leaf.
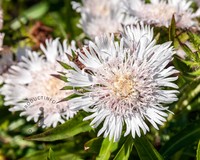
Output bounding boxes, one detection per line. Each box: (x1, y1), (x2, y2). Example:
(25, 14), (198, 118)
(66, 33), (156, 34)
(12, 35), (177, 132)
(197, 141), (200, 160)
(84, 137), (103, 153)
(25, 112), (91, 141)
(20, 151), (47, 160)
(96, 138), (118, 160)
(189, 69), (200, 76)
(160, 120), (200, 159)
(51, 74), (68, 82)
(60, 93), (80, 102)
(178, 39), (195, 60)
(57, 60), (74, 70)
(11, 2), (49, 30)
(169, 14), (176, 43)
(113, 135), (134, 160)
(187, 32), (200, 50)
(175, 78), (200, 112)
(47, 148), (57, 160)
(134, 136), (163, 160)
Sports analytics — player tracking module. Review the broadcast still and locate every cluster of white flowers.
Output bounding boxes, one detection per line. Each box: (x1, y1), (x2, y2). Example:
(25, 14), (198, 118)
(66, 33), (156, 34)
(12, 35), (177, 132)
(73, 0), (200, 39)
(3, 0), (200, 142)
(0, 39), (77, 128)
(124, 0), (200, 29)
(72, 0), (132, 39)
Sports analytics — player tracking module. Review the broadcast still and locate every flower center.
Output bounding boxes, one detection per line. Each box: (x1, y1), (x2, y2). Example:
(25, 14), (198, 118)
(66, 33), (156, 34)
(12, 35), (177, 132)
(45, 77), (64, 97)
(28, 67), (65, 98)
(111, 74), (133, 98)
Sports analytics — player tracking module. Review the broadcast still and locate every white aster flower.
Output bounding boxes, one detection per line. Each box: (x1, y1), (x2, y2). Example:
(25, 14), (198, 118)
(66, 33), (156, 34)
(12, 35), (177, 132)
(72, 0), (127, 39)
(123, 0), (200, 29)
(0, 39), (77, 128)
(65, 24), (179, 141)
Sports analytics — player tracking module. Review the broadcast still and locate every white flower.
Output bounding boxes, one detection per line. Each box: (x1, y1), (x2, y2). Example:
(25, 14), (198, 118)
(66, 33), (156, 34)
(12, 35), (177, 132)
(72, 0), (127, 39)
(65, 24), (179, 141)
(123, 0), (200, 29)
(0, 39), (77, 128)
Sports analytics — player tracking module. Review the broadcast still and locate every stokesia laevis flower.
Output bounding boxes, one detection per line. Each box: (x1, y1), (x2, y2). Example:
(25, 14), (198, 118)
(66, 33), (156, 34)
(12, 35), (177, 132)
(72, 0), (127, 39)
(65, 24), (179, 141)
(123, 0), (200, 29)
(0, 39), (77, 128)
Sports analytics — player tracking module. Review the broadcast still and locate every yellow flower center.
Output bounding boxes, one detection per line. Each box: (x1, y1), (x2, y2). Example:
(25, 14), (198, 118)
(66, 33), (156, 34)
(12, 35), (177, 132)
(46, 77), (64, 97)
(111, 74), (134, 98)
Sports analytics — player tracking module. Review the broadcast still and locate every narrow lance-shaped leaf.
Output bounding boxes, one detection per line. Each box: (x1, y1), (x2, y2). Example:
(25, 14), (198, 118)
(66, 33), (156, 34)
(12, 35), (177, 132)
(160, 120), (200, 159)
(25, 112), (92, 141)
(134, 136), (163, 160)
(47, 148), (57, 160)
(57, 60), (74, 70)
(197, 140), (200, 160)
(84, 137), (103, 153)
(169, 14), (176, 43)
(175, 78), (200, 112)
(177, 38), (196, 60)
(113, 135), (134, 160)
(96, 138), (118, 160)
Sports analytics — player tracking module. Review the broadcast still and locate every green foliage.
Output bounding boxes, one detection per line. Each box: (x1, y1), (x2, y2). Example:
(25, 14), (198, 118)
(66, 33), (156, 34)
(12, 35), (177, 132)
(169, 14), (176, 44)
(160, 120), (200, 159)
(134, 136), (163, 160)
(1, 0), (200, 160)
(96, 138), (118, 160)
(197, 141), (200, 160)
(113, 135), (133, 160)
(25, 112), (92, 141)
(47, 148), (57, 160)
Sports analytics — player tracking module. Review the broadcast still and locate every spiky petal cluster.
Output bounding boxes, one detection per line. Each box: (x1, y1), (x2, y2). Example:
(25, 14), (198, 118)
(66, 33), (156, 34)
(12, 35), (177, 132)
(0, 39), (77, 128)
(64, 24), (179, 142)
(123, 0), (200, 29)
(72, 0), (127, 39)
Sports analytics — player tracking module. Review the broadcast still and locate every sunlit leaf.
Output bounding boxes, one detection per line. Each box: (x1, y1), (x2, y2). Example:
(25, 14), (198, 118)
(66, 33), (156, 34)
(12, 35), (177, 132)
(25, 112), (91, 141)
(96, 138), (118, 160)
(47, 148), (57, 160)
(57, 60), (74, 70)
(197, 141), (200, 160)
(113, 135), (133, 160)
